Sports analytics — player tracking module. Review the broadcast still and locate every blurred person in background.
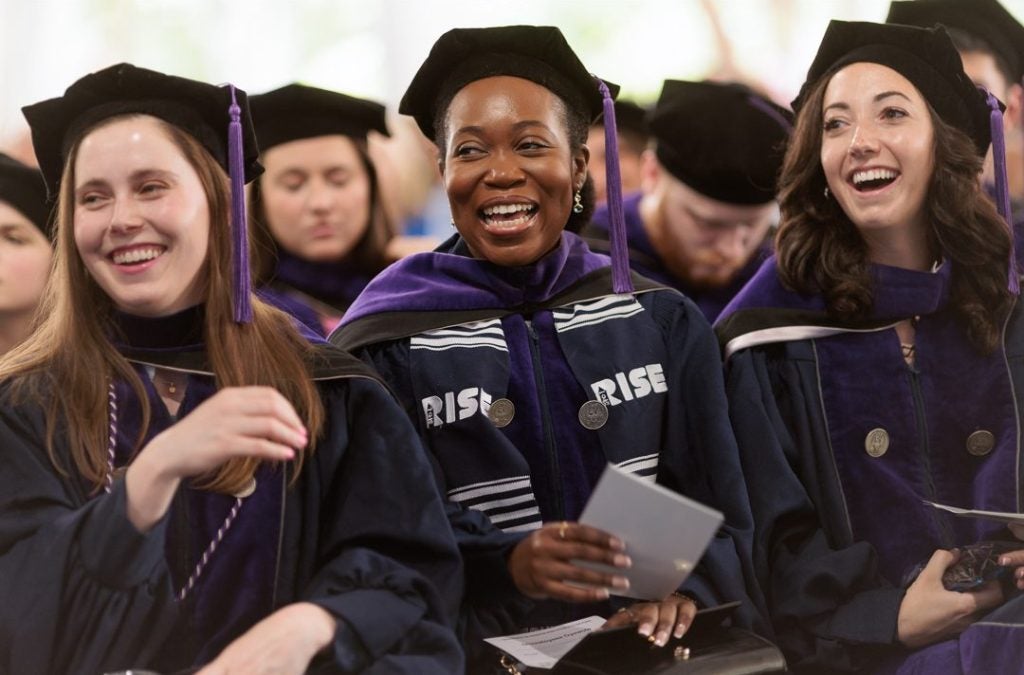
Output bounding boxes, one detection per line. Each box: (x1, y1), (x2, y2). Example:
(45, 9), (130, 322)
(585, 99), (648, 205)
(888, 0), (1024, 220)
(584, 80), (791, 322)
(249, 84), (394, 334)
(0, 152), (50, 354)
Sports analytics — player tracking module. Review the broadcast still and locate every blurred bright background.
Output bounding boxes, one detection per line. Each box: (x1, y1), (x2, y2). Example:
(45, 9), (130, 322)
(5, 0), (1024, 152)
(4, 0), (1024, 231)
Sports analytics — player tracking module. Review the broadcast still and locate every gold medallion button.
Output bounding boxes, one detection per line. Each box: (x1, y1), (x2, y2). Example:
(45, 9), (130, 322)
(233, 477), (257, 499)
(488, 398), (516, 428)
(966, 430), (995, 457)
(865, 428), (889, 458)
(578, 400), (609, 430)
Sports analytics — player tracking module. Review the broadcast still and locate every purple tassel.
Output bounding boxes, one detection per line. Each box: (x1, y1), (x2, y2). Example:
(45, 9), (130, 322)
(228, 86), (254, 323)
(597, 80), (634, 295)
(984, 88), (1019, 295)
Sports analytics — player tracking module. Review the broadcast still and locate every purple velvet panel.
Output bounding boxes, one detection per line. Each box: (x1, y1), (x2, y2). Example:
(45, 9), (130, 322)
(190, 461), (282, 663)
(719, 256), (827, 319)
(815, 308), (1017, 585)
(112, 367), (280, 665)
(872, 593), (1024, 673)
(495, 313), (607, 523)
(873, 640), (962, 674)
(958, 592), (1024, 671)
(498, 315), (565, 522)
(273, 249), (372, 310)
(257, 285), (325, 337)
(341, 232), (610, 323)
(529, 311), (605, 521)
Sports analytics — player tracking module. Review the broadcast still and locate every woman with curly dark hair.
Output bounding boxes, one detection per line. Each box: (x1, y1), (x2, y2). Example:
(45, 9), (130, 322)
(716, 19), (1024, 674)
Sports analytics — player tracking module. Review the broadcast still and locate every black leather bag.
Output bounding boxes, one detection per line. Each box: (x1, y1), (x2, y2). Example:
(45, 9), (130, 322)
(493, 603), (786, 675)
(550, 625), (785, 674)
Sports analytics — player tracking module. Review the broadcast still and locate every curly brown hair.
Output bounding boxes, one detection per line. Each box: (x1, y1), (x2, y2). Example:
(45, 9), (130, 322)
(775, 73), (1015, 354)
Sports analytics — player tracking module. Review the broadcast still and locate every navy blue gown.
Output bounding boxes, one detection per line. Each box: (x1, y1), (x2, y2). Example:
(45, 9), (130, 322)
(0, 305), (463, 674)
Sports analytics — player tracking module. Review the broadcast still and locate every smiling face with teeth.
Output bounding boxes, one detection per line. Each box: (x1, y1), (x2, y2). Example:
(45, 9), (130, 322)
(820, 63), (936, 251)
(441, 76), (589, 267)
(72, 115), (211, 317)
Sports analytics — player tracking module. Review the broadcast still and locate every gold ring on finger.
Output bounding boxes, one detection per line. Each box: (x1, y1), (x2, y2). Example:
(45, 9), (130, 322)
(558, 521), (569, 540)
(672, 591), (697, 606)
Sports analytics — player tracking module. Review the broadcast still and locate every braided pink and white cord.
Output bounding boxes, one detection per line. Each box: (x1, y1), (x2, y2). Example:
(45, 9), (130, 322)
(104, 381), (245, 601)
(104, 381), (118, 494)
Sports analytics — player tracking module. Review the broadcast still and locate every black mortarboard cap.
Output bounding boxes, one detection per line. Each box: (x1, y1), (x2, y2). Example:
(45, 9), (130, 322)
(887, 0), (1024, 83)
(793, 21), (992, 156)
(250, 84), (390, 152)
(22, 63), (264, 323)
(401, 25), (634, 295)
(399, 25), (619, 140)
(22, 62), (262, 199)
(0, 154), (50, 235)
(648, 80), (792, 205)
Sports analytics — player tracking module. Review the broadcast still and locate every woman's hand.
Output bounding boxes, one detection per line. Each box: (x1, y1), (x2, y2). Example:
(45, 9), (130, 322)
(897, 549), (1003, 648)
(125, 387), (307, 531)
(601, 594), (698, 647)
(998, 538), (1024, 590)
(508, 521), (631, 602)
(197, 602), (335, 675)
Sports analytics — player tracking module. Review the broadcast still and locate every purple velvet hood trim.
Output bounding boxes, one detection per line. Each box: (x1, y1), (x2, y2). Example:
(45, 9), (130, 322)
(341, 232), (611, 325)
(273, 249), (373, 309)
(718, 255), (951, 323)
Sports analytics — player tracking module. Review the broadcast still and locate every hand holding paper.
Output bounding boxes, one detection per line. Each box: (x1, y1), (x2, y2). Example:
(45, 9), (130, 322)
(508, 521), (633, 603)
(576, 463), (724, 600)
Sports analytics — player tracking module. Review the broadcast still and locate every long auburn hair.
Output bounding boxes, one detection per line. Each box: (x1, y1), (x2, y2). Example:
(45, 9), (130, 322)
(775, 73), (1015, 354)
(0, 114), (324, 494)
(248, 136), (394, 285)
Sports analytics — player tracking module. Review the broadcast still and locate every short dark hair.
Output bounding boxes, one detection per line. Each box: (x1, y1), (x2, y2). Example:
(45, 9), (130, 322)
(947, 27), (1017, 89)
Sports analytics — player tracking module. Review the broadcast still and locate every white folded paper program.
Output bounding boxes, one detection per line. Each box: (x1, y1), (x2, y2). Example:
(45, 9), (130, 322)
(484, 616), (606, 669)
(924, 499), (1024, 525)
(575, 463), (724, 600)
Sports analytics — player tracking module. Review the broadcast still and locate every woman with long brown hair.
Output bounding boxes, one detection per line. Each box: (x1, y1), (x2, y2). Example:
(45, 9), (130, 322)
(716, 20), (1024, 673)
(0, 63), (461, 674)
(249, 84), (394, 335)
